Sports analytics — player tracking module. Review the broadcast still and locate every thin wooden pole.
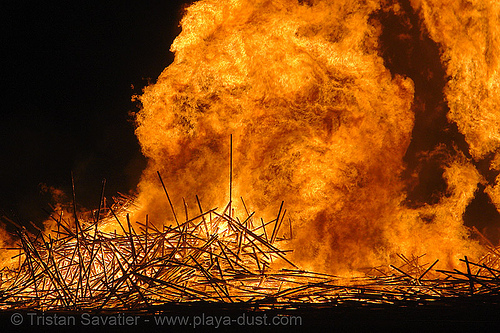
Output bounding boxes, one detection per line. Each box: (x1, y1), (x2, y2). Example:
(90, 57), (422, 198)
(70, 171), (84, 301)
(229, 134), (233, 218)
(95, 178), (106, 224)
(71, 171), (80, 234)
(145, 214), (149, 256)
(196, 195), (210, 237)
(270, 201), (284, 244)
(157, 171), (179, 227)
(418, 259), (439, 281)
(261, 218), (268, 243)
(464, 256), (474, 295)
(182, 198), (189, 222)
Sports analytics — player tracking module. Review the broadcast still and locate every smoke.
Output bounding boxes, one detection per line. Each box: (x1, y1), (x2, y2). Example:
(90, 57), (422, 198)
(134, 0), (497, 272)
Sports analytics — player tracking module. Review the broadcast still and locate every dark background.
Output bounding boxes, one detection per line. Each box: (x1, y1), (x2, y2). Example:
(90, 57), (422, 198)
(1, 1), (189, 225)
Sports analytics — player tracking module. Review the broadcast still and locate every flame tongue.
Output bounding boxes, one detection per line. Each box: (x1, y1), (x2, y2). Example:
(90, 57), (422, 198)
(134, 0), (499, 272)
(416, 0), (500, 160)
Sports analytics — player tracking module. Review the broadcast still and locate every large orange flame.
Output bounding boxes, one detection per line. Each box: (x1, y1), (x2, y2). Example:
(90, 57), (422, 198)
(132, 0), (500, 273)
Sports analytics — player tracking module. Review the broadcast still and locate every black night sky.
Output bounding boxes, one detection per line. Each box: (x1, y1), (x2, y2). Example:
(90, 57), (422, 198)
(1, 1), (188, 225)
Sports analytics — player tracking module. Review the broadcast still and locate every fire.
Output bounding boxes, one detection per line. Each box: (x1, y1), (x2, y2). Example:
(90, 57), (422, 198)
(417, 0), (500, 159)
(1, 0), (499, 294)
(0, 197), (344, 310)
(133, 0), (499, 273)
(1, 1), (500, 310)
(3, 196), (500, 311)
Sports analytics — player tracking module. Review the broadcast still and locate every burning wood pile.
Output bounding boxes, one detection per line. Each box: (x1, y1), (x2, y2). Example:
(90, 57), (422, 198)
(1, 189), (500, 312)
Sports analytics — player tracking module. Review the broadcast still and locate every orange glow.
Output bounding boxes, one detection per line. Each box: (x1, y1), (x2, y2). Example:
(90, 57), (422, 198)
(416, 0), (500, 159)
(1, 0), (499, 283)
(132, 0), (499, 273)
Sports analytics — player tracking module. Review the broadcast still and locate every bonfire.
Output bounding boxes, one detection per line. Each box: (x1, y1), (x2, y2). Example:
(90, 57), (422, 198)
(1, 175), (500, 312)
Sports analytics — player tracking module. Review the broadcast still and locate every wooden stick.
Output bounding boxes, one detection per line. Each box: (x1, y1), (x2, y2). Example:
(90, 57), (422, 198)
(126, 214), (137, 265)
(270, 201), (284, 244)
(109, 206), (128, 235)
(189, 255), (228, 302)
(145, 214), (149, 256)
(418, 259), (439, 281)
(95, 178), (106, 224)
(229, 134), (233, 218)
(157, 171), (179, 227)
(240, 197), (250, 217)
(390, 265), (414, 280)
(182, 198), (189, 223)
(71, 171), (81, 236)
(464, 256), (474, 295)
(272, 209), (286, 243)
(260, 218), (268, 242)
(195, 195), (210, 237)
